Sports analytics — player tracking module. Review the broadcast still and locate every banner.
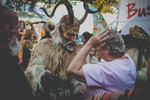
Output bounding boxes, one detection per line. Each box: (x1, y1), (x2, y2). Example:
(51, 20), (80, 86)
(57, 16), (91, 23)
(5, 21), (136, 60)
(117, 0), (150, 35)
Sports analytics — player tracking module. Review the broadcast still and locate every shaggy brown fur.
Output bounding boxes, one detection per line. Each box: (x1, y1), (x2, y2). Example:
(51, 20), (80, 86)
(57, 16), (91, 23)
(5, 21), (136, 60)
(18, 26), (38, 71)
(25, 15), (84, 99)
(25, 38), (82, 91)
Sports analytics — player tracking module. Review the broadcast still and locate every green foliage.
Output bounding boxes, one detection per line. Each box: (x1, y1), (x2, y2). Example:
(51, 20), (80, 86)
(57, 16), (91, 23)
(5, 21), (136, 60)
(5, 0), (58, 12)
(92, 0), (119, 14)
(5, 0), (119, 13)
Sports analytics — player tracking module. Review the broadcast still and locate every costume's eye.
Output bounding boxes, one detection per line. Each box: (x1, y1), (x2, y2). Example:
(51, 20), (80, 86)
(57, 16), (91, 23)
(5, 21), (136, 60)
(67, 32), (75, 37)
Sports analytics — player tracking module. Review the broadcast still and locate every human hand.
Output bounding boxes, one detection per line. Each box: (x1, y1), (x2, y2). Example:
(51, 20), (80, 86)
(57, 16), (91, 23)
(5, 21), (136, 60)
(88, 29), (110, 47)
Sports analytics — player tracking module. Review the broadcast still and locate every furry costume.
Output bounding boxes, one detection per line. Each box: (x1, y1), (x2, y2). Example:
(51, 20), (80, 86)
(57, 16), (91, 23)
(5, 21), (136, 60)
(123, 25), (150, 88)
(25, 15), (84, 100)
(18, 21), (38, 71)
(25, 38), (82, 91)
(126, 47), (147, 87)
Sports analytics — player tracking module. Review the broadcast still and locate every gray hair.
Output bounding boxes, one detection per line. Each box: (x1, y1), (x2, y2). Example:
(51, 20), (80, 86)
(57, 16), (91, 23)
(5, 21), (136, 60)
(103, 29), (126, 57)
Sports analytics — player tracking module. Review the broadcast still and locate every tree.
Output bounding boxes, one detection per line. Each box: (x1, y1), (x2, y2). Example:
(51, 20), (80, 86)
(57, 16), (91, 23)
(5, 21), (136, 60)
(90, 0), (119, 14)
(3, 0), (119, 14)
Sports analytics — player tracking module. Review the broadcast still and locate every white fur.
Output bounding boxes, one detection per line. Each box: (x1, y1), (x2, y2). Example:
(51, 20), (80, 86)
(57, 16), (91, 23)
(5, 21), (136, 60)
(9, 36), (20, 56)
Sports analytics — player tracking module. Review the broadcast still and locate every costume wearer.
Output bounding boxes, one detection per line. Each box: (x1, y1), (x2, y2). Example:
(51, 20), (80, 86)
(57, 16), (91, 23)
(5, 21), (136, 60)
(18, 21), (38, 71)
(25, 38), (83, 99)
(0, 48), (35, 100)
(82, 54), (137, 99)
(123, 25), (150, 88)
(126, 47), (147, 86)
(25, 11), (89, 99)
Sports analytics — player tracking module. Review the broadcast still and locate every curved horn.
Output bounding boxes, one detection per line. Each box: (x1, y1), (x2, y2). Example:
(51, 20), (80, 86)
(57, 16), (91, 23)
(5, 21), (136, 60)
(40, 0), (74, 25)
(78, 0), (88, 25)
(40, 7), (51, 18)
(62, 0), (74, 24)
(48, 0), (64, 18)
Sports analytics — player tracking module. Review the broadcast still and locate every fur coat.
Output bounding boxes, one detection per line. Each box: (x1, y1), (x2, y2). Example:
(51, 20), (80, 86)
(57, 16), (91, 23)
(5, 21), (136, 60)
(126, 47), (147, 87)
(25, 38), (83, 96)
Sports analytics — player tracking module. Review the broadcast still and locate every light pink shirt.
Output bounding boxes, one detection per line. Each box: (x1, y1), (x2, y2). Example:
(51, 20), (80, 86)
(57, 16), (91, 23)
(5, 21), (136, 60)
(82, 54), (137, 100)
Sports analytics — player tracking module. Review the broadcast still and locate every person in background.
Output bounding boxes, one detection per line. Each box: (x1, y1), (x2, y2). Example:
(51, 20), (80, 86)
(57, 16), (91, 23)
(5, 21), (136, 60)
(88, 46), (98, 64)
(123, 25), (150, 88)
(18, 21), (38, 71)
(84, 38), (98, 64)
(0, 5), (35, 100)
(67, 29), (137, 100)
(82, 31), (93, 45)
(82, 32), (98, 64)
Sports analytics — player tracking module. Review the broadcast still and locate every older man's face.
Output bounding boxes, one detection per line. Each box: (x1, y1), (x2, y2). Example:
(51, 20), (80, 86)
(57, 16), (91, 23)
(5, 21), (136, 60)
(62, 26), (79, 43)
(9, 21), (20, 56)
(61, 25), (79, 51)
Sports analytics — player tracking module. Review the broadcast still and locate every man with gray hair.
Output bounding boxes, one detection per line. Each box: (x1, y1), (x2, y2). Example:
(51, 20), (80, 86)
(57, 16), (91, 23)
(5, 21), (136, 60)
(0, 5), (35, 100)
